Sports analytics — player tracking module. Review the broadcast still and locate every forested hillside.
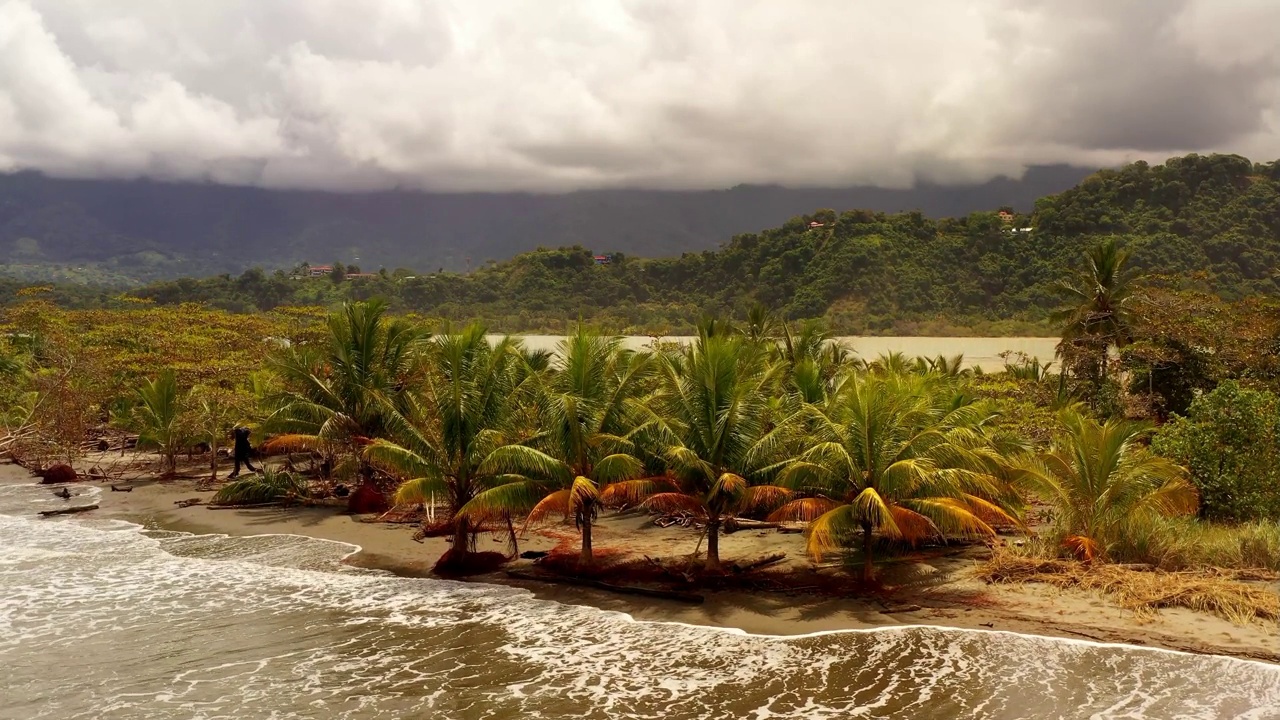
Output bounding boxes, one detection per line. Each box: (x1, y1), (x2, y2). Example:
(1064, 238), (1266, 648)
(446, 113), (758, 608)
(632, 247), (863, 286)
(0, 167), (1089, 283)
(9, 154), (1279, 335)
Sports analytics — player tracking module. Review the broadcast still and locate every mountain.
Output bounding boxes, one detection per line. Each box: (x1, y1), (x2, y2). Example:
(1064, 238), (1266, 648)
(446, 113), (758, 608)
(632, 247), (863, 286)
(0, 165), (1092, 282)
(104, 154), (1278, 335)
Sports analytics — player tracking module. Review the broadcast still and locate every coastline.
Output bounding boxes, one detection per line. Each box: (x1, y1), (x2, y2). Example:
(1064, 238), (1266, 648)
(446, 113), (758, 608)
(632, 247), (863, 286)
(8, 465), (1278, 665)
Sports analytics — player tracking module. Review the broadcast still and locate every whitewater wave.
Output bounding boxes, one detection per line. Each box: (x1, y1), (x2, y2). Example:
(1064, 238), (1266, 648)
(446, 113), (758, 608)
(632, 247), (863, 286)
(1, 481), (1277, 719)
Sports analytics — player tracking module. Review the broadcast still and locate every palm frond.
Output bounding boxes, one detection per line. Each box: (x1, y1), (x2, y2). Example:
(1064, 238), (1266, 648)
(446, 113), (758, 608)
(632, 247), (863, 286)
(767, 496), (841, 523)
(642, 492), (708, 516)
(599, 477), (680, 507)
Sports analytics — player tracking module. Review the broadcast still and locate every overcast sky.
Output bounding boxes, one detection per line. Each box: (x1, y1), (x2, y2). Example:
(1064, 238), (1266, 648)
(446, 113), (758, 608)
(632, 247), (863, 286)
(1, 0), (1277, 192)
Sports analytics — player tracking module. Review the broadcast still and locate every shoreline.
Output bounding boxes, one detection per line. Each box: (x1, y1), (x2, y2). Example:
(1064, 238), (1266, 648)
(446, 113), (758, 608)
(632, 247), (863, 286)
(8, 466), (1278, 664)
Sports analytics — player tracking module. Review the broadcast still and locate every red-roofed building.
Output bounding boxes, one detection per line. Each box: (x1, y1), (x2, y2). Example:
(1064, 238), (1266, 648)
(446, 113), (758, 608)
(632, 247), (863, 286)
(308, 265), (333, 277)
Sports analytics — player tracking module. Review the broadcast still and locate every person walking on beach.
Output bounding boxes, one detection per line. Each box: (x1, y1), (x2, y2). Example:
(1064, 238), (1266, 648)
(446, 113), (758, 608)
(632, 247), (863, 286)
(228, 426), (258, 478)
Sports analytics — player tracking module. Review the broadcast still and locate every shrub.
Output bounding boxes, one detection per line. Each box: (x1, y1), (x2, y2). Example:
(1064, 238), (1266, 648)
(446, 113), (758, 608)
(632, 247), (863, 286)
(1152, 382), (1280, 522)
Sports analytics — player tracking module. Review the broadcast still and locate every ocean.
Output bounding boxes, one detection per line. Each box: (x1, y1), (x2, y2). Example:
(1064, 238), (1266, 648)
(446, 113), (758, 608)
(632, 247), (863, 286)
(2, 481), (1278, 719)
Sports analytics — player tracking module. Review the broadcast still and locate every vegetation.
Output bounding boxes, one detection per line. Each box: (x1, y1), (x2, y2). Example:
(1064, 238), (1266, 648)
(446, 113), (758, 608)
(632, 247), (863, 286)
(5, 158), (1280, 615)
(771, 372), (1022, 579)
(366, 325), (535, 570)
(125, 370), (189, 475)
(5, 154), (1278, 336)
(1018, 410), (1199, 562)
(212, 467), (310, 506)
(1153, 383), (1280, 522)
(460, 329), (659, 566)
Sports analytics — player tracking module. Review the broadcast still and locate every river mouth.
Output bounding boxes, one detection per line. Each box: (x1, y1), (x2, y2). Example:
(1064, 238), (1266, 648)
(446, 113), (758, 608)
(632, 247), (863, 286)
(2, 481), (1278, 719)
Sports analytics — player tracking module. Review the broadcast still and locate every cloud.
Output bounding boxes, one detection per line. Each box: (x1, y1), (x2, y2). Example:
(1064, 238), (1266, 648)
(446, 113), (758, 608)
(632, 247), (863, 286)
(1, 0), (1277, 192)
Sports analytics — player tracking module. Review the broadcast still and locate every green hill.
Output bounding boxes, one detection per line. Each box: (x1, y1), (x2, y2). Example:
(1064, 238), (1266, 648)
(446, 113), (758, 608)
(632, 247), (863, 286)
(10, 154), (1279, 335)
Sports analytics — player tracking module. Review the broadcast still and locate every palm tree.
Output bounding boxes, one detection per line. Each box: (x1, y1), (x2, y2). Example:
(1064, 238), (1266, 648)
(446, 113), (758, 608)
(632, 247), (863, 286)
(637, 333), (792, 572)
(1018, 409), (1197, 561)
(364, 324), (530, 569)
(457, 329), (661, 566)
(1052, 238), (1140, 381)
(130, 369), (190, 476)
(769, 372), (1022, 580)
(188, 385), (244, 485)
(263, 299), (424, 485)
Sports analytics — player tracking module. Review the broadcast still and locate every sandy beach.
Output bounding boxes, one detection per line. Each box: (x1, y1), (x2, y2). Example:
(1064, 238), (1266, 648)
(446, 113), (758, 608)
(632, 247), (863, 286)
(7, 461), (1277, 665)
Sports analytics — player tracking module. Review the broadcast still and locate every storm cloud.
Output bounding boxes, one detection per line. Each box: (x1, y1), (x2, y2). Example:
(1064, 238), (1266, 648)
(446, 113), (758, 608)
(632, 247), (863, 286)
(1, 0), (1277, 192)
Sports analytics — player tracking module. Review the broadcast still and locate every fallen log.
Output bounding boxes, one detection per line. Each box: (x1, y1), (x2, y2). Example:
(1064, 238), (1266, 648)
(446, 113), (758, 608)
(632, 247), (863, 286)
(730, 552), (787, 574)
(39, 504), (99, 517)
(174, 498), (204, 508)
(206, 502), (285, 510)
(110, 484), (134, 492)
(724, 518), (782, 533)
(505, 570), (705, 604)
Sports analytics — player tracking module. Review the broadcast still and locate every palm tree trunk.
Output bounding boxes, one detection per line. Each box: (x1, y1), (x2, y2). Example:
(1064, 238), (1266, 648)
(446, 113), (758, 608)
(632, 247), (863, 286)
(705, 516), (721, 572)
(209, 438), (218, 481)
(579, 512), (593, 566)
(861, 521), (875, 582)
(451, 516), (471, 558)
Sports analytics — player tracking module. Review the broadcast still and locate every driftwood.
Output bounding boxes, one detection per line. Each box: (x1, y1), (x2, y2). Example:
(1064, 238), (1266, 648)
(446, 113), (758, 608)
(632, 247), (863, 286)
(643, 555), (697, 584)
(729, 552), (787, 574)
(207, 502), (285, 510)
(174, 498), (204, 508)
(39, 504), (99, 517)
(724, 518), (782, 533)
(110, 484), (134, 492)
(505, 570), (705, 604)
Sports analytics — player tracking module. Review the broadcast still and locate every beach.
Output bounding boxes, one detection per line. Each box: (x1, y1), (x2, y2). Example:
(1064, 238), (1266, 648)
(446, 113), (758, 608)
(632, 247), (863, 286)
(19, 462), (1274, 665)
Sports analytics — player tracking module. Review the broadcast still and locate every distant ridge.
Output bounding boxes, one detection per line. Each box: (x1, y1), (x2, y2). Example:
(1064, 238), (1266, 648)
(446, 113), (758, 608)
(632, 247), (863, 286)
(0, 165), (1092, 282)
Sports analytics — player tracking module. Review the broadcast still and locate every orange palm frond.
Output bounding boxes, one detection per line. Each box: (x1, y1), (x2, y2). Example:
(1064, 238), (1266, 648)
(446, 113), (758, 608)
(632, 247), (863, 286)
(887, 505), (937, 545)
(737, 485), (793, 515)
(1063, 534), (1101, 562)
(767, 497), (842, 523)
(642, 492), (708, 516)
(260, 434), (320, 455)
(525, 489), (572, 529)
(599, 477), (679, 507)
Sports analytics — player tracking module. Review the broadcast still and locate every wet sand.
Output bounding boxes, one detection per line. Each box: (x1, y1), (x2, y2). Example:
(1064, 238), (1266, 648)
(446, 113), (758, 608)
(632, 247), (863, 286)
(8, 463), (1278, 664)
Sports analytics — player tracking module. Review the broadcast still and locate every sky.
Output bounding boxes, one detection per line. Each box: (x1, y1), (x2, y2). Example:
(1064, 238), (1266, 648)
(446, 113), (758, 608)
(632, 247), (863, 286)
(1, 0), (1278, 193)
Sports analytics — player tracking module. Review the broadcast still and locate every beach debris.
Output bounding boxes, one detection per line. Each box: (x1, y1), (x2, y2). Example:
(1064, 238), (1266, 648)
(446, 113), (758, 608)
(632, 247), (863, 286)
(348, 483), (390, 514)
(728, 552), (787, 574)
(654, 511), (705, 530)
(174, 498), (204, 508)
(980, 622), (995, 628)
(39, 504), (99, 517)
(38, 463), (79, 484)
(982, 553), (1280, 624)
(110, 484), (134, 492)
(53, 487), (72, 499)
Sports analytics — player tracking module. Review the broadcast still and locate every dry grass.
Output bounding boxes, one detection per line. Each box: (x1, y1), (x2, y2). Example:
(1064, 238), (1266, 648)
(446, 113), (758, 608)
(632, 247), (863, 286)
(981, 553), (1280, 625)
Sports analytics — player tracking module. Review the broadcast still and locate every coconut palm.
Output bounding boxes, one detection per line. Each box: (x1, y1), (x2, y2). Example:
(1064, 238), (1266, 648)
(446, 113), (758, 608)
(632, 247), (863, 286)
(130, 369), (190, 476)
(769, 372), (1022, 580)
(1052, 238), (1140, 381)
(262, 299), (424, 484)
(636, 333), (792, 572)
(188, 385), (246, 485)
(364, 324), (530, 568)
(457, 329), (661, 566)
(1018, 409), (1198, 561)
